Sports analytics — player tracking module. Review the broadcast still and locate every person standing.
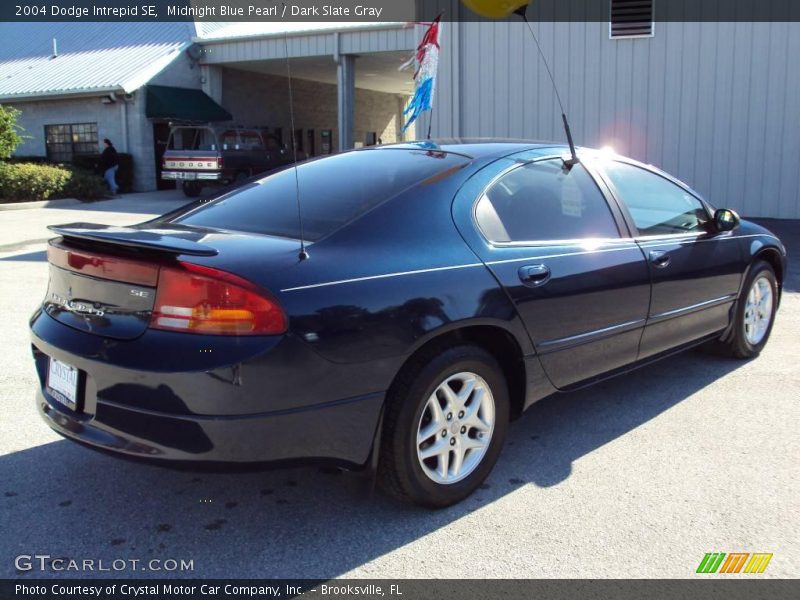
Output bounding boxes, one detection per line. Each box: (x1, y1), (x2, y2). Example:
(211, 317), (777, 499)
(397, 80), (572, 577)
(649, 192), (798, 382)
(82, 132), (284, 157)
(99, 138), (119, 195)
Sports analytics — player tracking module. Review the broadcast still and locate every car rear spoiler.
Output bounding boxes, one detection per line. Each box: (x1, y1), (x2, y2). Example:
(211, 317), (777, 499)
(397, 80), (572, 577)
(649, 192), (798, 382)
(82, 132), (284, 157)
(47, 223), (218, 257)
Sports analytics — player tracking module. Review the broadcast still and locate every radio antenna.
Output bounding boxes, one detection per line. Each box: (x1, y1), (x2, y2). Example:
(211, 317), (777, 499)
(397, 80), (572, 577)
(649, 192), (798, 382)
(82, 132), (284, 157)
(284, 34), (309, 260)
(514, 6), (579, 167)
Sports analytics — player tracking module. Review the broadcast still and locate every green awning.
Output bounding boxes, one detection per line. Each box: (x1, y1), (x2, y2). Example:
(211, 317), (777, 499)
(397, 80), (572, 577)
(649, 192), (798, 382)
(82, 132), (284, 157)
(145, 85), (232, 122)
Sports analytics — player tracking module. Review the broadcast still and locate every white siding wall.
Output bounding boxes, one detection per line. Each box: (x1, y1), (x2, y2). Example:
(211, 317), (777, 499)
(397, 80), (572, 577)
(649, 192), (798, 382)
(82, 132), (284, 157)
(432, 19), (800, 219)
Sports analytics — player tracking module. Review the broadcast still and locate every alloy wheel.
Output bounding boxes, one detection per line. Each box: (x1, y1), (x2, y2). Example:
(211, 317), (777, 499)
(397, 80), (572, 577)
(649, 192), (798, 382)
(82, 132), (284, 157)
(743, 275), (774, 345)
(415, 371), (495, 485)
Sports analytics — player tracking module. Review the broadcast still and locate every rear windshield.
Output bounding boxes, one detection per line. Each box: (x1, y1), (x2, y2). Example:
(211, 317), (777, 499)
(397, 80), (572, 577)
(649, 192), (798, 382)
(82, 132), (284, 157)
(167, 128), (218, 151)
(172, 149), (468, 241)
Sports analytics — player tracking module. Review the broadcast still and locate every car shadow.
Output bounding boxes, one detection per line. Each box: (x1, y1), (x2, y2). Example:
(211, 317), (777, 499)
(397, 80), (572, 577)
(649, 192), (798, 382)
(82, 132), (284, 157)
(0, 348), (746, 579)
(0, 251), (47, 262)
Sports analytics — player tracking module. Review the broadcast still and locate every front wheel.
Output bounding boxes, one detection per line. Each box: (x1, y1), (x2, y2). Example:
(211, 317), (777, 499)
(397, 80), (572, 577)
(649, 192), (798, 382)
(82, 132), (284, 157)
(714, 261), (778, 358)
(378, 345), (509, 507)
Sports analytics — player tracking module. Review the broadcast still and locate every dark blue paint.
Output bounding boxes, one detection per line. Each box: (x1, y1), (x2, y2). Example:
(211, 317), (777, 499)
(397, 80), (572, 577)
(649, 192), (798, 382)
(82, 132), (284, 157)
(29, 141), (787, 469)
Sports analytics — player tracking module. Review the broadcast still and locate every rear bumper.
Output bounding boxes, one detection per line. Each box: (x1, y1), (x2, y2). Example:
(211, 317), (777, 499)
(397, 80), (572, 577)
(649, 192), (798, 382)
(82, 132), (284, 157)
(162, 171), (222, 181)
(36, 387), (382, 469)
(30, 311), (385, 468)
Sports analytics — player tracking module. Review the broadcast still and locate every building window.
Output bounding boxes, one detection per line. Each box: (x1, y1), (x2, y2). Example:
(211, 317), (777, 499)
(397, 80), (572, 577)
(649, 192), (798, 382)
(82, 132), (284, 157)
(610, 0), (654, 39)
(44, 123), (98, 163)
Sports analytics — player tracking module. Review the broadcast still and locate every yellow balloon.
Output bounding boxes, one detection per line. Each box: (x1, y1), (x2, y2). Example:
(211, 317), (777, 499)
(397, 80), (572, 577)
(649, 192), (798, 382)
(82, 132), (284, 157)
(461, 0), (531, 19)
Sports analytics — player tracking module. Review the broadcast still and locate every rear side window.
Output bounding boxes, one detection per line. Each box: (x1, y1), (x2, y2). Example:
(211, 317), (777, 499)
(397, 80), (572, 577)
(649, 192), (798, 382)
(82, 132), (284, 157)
(221, 131), (263, 150)
(475, 160), (619, 243)
(173, 149), (468, 241)
(602, 161), (709, 235)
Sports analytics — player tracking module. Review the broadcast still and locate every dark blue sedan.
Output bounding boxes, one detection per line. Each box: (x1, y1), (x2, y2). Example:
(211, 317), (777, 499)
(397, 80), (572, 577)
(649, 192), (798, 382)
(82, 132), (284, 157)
(30, 141), (786, 507)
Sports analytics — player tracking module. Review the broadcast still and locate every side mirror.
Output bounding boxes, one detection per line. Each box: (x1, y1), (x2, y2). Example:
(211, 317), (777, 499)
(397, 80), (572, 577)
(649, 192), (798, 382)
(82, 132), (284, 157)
(713, 208), (740, 232)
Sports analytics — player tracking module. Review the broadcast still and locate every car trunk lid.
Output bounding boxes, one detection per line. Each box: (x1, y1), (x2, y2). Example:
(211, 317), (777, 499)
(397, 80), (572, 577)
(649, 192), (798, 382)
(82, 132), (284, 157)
(44, 223), (292, 340)
(45, 239), (164, 340)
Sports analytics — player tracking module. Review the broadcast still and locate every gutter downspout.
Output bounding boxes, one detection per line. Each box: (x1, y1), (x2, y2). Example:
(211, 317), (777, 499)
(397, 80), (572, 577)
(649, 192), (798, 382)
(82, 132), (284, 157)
(111, 92), (129, 153)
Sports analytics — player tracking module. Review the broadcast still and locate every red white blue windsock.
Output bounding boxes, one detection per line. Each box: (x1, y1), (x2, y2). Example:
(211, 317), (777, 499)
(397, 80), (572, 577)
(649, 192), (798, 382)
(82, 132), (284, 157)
(400, 17), (441, 133)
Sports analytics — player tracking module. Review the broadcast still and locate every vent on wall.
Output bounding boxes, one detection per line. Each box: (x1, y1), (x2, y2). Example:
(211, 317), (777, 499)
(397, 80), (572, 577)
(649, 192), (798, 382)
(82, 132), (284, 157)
(610, 0), (655, 38)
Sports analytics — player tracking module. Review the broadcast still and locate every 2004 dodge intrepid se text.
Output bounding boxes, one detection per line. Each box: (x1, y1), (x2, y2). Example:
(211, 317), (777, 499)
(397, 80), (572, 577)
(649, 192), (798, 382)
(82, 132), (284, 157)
(30, 141), (786, 507)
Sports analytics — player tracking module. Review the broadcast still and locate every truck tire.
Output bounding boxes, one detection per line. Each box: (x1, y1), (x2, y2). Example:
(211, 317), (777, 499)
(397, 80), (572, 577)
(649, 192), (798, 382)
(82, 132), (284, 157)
(182, 181), (202, 198)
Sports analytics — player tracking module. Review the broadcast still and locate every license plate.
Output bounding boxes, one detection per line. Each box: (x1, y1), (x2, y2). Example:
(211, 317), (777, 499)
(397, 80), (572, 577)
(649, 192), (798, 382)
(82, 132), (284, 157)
(46, 357), (79, 410)
(178, 172), (197, 180)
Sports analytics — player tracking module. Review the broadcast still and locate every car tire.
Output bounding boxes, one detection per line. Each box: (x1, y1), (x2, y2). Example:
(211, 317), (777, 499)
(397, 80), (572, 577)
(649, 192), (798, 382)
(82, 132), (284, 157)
(709, 260), (778, 359)
(182, 181), (202, 197)
(378, 344), (509, 508)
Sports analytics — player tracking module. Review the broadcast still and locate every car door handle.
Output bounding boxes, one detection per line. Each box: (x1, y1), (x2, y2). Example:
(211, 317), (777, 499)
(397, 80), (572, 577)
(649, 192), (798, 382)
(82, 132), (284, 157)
(648, 250), (671, 268)
(518, 264), (551, 287)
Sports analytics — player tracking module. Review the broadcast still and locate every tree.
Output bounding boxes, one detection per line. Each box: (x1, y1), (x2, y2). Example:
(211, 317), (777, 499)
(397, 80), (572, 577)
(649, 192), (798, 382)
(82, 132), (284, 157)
(0, 105), (24, 159)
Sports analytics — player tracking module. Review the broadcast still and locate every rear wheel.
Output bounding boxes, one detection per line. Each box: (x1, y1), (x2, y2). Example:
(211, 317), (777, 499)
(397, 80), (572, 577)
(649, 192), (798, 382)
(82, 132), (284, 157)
(712, 261), (778, 358)
(378, 345), (509, 507)
(182, 181), (202, 197)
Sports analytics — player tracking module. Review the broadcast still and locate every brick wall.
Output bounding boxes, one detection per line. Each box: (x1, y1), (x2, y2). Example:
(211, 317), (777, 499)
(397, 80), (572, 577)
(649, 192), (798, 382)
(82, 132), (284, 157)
(221, 67), (407, 153)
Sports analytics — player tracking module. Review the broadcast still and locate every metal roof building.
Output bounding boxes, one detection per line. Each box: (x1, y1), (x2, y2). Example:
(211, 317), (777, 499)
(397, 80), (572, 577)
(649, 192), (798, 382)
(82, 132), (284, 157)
(0, 20), (418, 192)
(0, 22), (229, 190)
(0, 22), (197, 100)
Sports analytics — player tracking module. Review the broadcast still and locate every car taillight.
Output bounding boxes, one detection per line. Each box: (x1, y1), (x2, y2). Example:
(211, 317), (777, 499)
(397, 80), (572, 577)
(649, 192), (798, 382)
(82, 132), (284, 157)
(217, 157), (224, 169)
(47, 242), (160, 286)
(150, 262), (286, 336)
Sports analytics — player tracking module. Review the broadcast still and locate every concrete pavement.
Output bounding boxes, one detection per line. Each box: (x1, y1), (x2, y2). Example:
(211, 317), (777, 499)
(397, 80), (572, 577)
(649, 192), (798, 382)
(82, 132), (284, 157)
(0, 189), (189, 255)
(0, 200), (797, 579)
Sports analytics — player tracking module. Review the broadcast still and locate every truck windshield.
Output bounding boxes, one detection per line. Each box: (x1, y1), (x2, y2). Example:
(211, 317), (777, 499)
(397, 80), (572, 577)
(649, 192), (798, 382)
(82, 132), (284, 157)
(166, 128), (218, 151)
(171, 149), (469, 241)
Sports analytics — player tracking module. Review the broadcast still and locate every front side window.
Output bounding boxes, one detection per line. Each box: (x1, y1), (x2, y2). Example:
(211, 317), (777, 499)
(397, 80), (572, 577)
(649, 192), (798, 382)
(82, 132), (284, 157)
(602, 161), (709, 236)
(475, 160), (620, 243)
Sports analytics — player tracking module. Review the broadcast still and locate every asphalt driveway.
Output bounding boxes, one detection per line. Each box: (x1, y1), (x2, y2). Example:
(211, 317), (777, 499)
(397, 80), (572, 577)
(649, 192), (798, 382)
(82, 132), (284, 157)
(0, 198), (797, 579)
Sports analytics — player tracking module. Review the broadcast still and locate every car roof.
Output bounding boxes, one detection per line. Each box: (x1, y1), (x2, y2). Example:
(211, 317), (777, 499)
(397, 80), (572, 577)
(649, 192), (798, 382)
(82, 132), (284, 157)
(373, 139), (569, 160)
